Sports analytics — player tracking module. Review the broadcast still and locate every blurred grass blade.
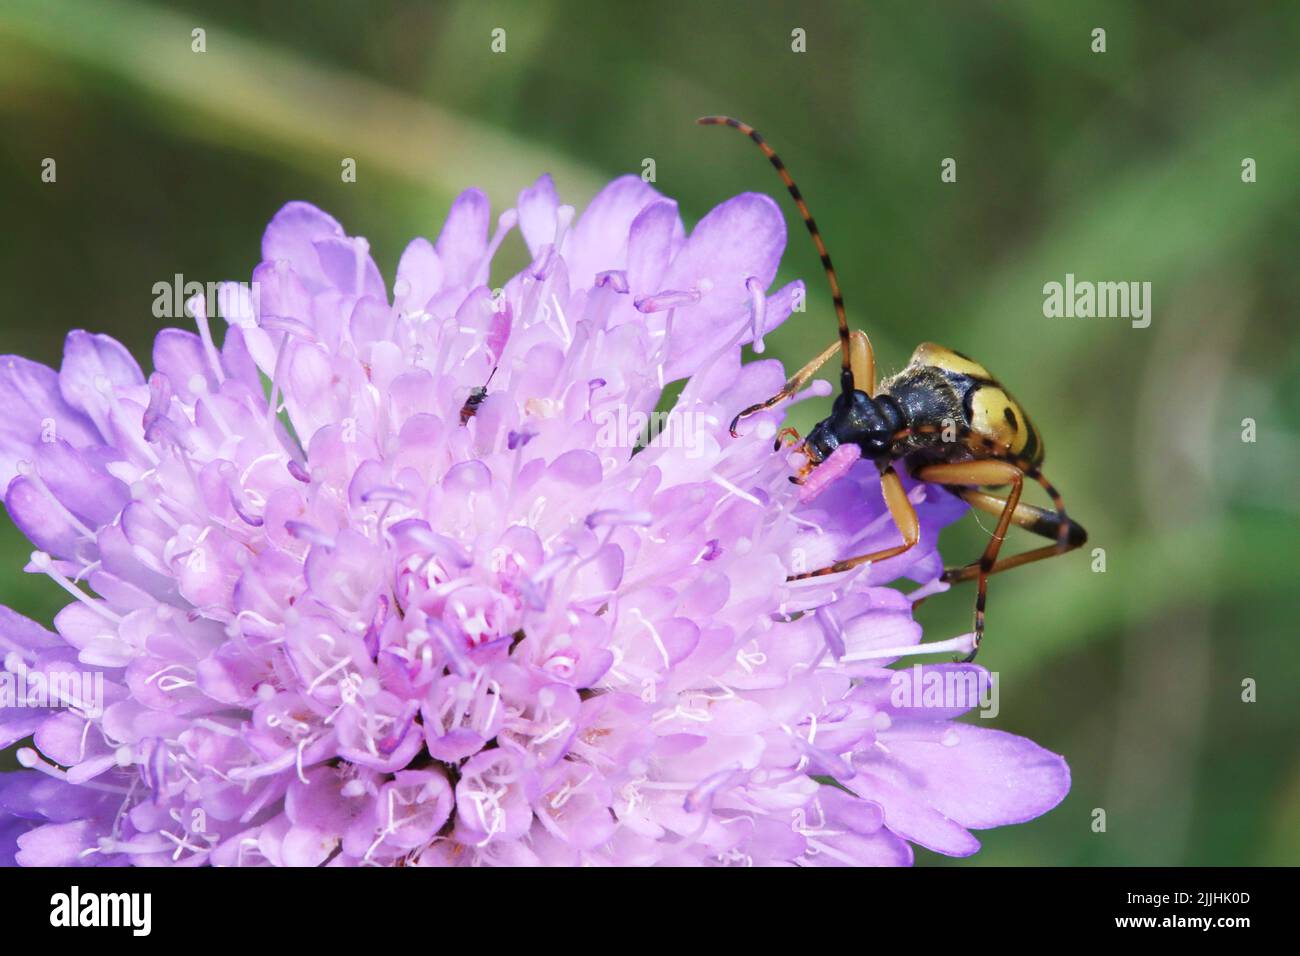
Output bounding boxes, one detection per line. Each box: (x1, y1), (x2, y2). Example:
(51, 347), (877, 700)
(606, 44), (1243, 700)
(0, 0), (608, 203)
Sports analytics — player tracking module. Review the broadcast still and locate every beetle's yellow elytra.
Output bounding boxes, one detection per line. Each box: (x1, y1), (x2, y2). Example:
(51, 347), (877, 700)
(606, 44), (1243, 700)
(966, 384), (1043, 466)
(910, 342), (993, 381)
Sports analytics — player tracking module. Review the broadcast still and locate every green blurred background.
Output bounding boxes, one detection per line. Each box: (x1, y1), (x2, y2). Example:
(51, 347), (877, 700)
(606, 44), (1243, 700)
(1, 0), (1296, 865)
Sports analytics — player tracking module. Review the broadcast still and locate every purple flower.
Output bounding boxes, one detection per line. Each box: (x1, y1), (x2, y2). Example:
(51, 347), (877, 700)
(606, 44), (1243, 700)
(0, 173), (1068, 866)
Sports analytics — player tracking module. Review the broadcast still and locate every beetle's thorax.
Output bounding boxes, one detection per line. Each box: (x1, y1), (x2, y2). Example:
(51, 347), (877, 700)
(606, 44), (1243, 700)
(804, 363), (972, 467)
(803, 388), (905, 465)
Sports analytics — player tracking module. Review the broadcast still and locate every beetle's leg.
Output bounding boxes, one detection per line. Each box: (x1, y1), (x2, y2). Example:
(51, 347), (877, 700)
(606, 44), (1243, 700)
(786, 466), (919, 580)
(730, 330), (874, 436)
(848, 327), (875, 397)
(912, 459), (1025, 661)
(731, 338), (837, 436)
(939, 476), (1087, 584)
(774, 426), (802, 452)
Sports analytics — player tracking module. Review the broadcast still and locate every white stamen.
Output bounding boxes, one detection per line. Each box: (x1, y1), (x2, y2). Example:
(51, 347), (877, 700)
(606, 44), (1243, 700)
(187, 293), (227, 385)
(14, 461), (97, 540)
(629, 607), (671, 668)
(832, 632), (978, 664)
(709, 473), (763, 507)
(28, 552), (122, 623)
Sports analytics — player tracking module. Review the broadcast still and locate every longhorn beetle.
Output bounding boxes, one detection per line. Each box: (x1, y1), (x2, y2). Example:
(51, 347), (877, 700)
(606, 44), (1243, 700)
(699, 115), (1087, 661)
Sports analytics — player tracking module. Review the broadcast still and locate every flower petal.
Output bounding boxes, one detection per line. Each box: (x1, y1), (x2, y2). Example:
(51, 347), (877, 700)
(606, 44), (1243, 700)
(435, 188), (491, 289)
(58, 331), (145, 441)
(564, 175), (665, 290)
(0, 356), (99, 486)
(659, 192), (786, 380)
(15, 819), (101, 866)
(879, 723), (1072, 829)
(626, 199), (686, 296)
(394, 237), (444, 314)
(262, 201), (347, 293)
(517, 174), (560, 257)
(847, 770), (981, 857)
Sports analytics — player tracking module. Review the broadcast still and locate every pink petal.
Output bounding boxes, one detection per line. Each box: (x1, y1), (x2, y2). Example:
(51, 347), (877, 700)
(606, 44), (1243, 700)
(847, 770), (981, 857)
(15, 819), (101, 866)
(626, 199), (686, 296)
(879, 723), (1071, 829)
(517, 174), (560, 257)
(435, 188), (490, 289)
(659, 192), (786, 380)
(394, 237), (444, 314)
(59, 331), (144, 440)
(565, 175), (665, 290)
(261, 201), (347, 293)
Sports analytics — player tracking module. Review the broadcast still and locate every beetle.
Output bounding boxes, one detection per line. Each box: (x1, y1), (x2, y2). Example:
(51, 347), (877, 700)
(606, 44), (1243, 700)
(699, 115), (1086, 661)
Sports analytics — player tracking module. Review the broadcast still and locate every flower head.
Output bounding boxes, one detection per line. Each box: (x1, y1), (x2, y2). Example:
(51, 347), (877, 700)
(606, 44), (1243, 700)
(0, 173), (1068, 866)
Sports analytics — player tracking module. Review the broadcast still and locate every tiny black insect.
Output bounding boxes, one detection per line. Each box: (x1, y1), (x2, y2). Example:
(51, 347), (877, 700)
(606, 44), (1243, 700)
(459, 367), (497, 426)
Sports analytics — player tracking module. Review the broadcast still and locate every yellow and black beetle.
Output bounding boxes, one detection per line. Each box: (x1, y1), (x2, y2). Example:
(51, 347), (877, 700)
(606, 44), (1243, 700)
(699, 115), (1086, 661)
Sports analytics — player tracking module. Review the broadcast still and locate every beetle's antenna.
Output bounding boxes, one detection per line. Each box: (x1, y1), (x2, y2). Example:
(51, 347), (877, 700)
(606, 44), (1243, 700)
(697, 115), (857, 386)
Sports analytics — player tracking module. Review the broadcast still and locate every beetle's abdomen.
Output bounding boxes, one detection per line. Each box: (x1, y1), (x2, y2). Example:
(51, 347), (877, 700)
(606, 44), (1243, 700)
(964, 382), (1044, 467)
(880, 342), (1046, 470)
